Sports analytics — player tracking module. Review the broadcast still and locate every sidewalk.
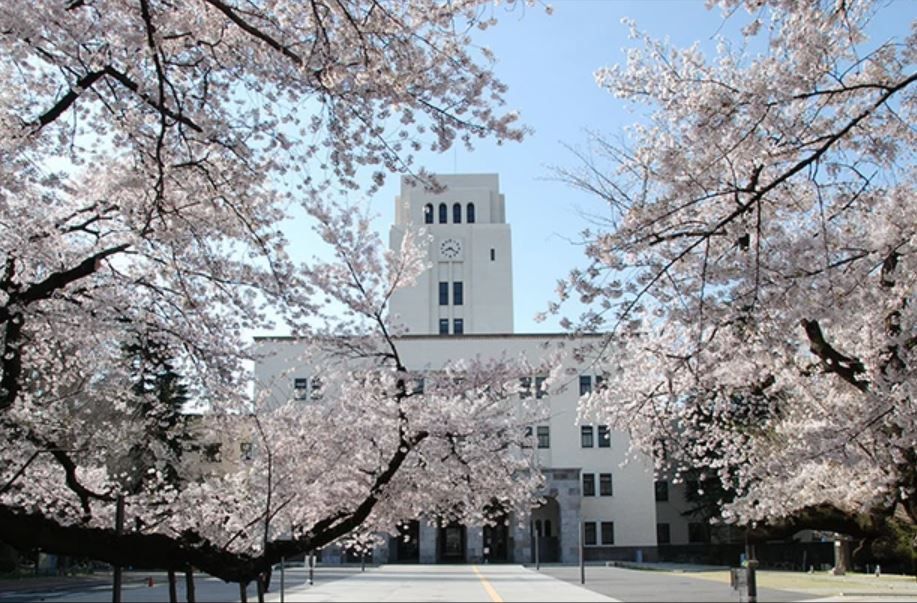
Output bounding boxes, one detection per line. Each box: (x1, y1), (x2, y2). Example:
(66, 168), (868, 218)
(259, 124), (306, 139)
(265, 564), (619, 602)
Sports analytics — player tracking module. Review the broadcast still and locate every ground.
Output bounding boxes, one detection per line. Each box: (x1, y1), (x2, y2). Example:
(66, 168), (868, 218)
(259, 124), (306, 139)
(1, 563), (916, 602)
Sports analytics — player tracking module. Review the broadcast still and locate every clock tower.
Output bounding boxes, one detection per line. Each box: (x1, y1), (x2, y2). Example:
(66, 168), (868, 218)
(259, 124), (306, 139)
(389, 174), (514, 335)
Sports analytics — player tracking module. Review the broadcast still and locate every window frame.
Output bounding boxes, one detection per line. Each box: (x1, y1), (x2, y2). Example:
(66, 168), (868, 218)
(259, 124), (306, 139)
(654, 480), (669, 502)
(536, 425), (550, 449)
(582, 473), (596, 497)
(599, 473), (613, 496)
(579, 375), (592, 396)
(453, 318), (464, 335)
(581, 425), (594, 448)
(601, 521), (615, 545)
(467, 202), (476, 223)
(597, 425), (611, 448)
(438, 203), (447, 223)
(453, 281), (463, 305)
(438, 319), (449, 335)
(583, 521), (597, 546)
(293, 377), (309, 400)
(439, 281), (449, 306)
(424, 203), (433, 224)
(452, 202), (462, 224)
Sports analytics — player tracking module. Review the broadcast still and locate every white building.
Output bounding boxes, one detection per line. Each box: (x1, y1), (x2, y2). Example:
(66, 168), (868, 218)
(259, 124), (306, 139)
(255, 174), (661, 564)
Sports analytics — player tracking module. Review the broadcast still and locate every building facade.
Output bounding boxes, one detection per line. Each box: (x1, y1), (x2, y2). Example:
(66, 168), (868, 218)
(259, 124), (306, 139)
(254, 174), (662, 564)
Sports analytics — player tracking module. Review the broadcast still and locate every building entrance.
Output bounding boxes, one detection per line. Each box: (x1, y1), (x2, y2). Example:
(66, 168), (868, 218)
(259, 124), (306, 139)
(483, 520), (510, 563)
(438, 524), (466, 563)
(392, 520), (420, 562)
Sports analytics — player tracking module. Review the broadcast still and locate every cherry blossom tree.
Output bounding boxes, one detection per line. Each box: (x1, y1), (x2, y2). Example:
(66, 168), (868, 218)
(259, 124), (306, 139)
(556, 0), (915, 544)
(0, 0), (545, 590)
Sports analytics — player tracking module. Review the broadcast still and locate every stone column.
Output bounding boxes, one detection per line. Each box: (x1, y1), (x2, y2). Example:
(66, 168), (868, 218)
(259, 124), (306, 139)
(467, 525), (483, 563)
(419, 522), (437, 563)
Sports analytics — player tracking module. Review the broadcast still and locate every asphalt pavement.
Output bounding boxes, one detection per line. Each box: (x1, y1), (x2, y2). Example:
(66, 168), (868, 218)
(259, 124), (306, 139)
(536, 564), (809, 602)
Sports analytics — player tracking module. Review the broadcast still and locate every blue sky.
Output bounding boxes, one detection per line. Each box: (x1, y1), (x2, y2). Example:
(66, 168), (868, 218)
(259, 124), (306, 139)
(281, 0), (914, 336)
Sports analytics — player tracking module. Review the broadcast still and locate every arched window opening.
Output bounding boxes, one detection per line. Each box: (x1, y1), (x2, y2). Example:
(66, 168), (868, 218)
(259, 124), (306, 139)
(423, 203), (433, 224)
(453, 202), (462, 224)
(467, 202), (476, 223)
(438, 203), (447, 224)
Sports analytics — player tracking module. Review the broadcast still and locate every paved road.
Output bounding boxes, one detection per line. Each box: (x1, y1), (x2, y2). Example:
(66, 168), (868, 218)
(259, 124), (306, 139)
(0, 567), (363, 603)
(266, 565), (616, 602)
(536, 564), (809, 602)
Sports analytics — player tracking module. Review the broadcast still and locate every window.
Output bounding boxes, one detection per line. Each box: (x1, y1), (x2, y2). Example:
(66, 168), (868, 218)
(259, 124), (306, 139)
(581, 425), (594, 448)
(439, 282), (449, 305)
(438, 203), (447, 224)
(490, 248), (495, 261)
(203, 443), (222, 463)
(453, 319), (463, 335)
(467, 203), (476, 223)
(535, 376), (546, 399)
(439, 319), (449, 335)
(536, 426), (550, 449)
(453, 281), (463, 305)
(654, 480), (669, 502)
(597, 425), (610, 448)
(240, 442), (253, 461)
(453, 202), (462, 223)
(688, 522), (709, 543)
(310, 376), (323, 400)
(519, 377), (532, 399)
(412, 377), (425, 395)
(599, 473), (613, 496)
(686, 480), (700, 499)
(424, 203), (433, 224)
(601, 522), (615, 545)
(582, 473), (595, 496)
(579, 375), (592, 395)
(583, 521), (597, 546)
(595, 375), (605, 391)
(293, 377), (309, 400)
(657, 523), (671, 544)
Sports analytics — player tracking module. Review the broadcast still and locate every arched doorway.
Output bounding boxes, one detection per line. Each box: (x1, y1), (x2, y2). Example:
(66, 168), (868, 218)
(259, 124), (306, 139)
(531, 497), (561, 563)
(483, 517), (510, 563)
(391, 520), (420, 562)
(438, 523), (466, 563)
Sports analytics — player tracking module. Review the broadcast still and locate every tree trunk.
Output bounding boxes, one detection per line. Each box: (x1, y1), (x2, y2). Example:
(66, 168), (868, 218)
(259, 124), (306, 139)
(185, 568), (196, 603)
(167, 569), (177, 603)
(239, 581), (248, 603)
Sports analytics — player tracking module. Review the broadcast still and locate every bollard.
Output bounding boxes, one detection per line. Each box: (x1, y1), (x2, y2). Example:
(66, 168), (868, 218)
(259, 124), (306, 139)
(280, 557), (285, 603)
(308, 552), (314, 586)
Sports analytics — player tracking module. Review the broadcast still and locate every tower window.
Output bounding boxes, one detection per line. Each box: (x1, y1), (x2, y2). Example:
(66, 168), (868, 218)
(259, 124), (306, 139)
(439, 282), (449, 306)
(453, 318), (464, 335)
(439, 319), (449, 335)
(453, 281), (463, 305)
(490, 248), (495, 261)
(424, 203), (433, 224)
(579, 375), (592, 395)
(438, 203), (447, 224)
(467, 203), (476, 223)
(453, 202), (461, 224)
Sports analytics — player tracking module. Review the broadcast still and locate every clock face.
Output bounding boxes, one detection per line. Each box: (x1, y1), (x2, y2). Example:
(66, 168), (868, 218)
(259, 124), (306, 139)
(439, 238), (463, 259)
